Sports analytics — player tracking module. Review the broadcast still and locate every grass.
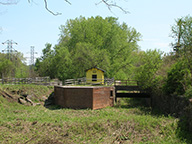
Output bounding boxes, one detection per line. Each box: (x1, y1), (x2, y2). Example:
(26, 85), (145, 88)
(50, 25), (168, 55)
(0, 84), (53, 104)
(0, 85), (192, 143)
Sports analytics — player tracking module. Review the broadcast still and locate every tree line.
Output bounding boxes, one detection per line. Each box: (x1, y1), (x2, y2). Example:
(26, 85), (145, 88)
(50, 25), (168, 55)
(0, 52), (31, 79)
(1, 15), (192, 98)
(35, 16), (141, 80)
(135, 15), (192, 98)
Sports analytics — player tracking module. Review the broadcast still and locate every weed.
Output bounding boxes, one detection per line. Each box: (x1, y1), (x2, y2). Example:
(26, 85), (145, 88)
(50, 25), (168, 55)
(0, 85), (191, 143)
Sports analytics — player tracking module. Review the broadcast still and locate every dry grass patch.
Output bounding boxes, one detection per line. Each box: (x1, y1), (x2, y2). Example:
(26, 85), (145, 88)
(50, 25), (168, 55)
(0, 85), (191, 143)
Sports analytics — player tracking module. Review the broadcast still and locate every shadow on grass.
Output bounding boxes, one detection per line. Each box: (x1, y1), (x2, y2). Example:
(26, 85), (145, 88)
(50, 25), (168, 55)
(115, 98), (192, 143)
(45, 104), (63, 110)
(114, 98), (165, 117)
(44, 92), (63, 110)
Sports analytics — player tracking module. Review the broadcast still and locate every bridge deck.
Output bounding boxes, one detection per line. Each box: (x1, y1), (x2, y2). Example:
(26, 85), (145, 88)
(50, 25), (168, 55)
(114, 80), (150, 100)
(116, 93), (150, 98)
(115, 86), (141, 91)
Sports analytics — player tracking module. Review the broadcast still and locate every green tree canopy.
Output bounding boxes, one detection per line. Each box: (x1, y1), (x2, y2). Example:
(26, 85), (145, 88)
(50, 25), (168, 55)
(171, 15), (192, 67)
(163, 15), (192, 95)
(0, 54), (13, 78)
(0, 52), (29, 79)
(37, 16), (141, 80)
(134, 49), (163, 89)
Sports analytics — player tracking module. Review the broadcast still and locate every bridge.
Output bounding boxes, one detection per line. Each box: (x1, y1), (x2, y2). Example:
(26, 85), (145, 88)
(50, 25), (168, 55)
(114, 80), (150, 102)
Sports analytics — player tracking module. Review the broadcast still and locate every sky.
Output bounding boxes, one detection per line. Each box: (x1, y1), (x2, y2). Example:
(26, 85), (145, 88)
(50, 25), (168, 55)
(0, 0), (192, 64)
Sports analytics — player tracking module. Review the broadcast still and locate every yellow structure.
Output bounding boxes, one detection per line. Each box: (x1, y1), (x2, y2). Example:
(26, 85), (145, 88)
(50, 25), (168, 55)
(86, 67), (105, 84)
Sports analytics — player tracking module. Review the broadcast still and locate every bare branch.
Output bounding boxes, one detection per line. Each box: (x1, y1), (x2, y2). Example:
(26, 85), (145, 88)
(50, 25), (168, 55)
(64, 0), (71, 5)
(0, 0), (18, 5)
(44, 0), (61, 16)
(1, 0), (128, 15)
(98, 0), (130, 14)
(43, 0), (71, 16)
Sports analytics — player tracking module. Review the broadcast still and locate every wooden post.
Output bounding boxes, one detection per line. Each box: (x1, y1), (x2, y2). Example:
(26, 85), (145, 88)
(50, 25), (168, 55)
(115, 89), (117, 103)
(114, 79), (117, 102)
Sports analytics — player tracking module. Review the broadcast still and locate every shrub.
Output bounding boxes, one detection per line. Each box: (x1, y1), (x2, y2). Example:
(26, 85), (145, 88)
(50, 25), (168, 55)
(185, 86), (192, 99)
(163, 60), (192, 95)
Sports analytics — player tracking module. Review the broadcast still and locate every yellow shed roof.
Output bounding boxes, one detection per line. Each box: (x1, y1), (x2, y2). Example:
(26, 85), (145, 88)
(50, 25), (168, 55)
(86, 66), (105, 72)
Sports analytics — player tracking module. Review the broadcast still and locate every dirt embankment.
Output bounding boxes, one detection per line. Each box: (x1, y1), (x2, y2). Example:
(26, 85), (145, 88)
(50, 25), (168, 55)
(0, 85), (54, 106)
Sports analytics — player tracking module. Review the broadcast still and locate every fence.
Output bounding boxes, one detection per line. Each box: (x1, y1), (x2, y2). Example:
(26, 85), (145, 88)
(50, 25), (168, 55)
(64, 77), (114, 86)
(0, 77), (50, 85)
(114, 80), (139, 86)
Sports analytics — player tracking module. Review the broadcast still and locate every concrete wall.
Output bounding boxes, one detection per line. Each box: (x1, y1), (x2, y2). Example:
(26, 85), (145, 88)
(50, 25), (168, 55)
(54, 86), (114, 110)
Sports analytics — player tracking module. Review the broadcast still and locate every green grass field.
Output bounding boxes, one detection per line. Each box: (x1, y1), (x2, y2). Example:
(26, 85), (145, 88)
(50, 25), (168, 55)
(0, 85), (191, 144)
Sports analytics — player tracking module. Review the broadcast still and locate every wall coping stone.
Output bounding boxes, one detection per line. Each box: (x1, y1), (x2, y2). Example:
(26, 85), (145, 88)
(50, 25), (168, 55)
(55, 86), (114, 89)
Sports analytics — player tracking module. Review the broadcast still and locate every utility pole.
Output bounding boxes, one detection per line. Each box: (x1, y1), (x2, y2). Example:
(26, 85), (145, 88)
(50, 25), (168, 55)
(2, 40), (18, 60)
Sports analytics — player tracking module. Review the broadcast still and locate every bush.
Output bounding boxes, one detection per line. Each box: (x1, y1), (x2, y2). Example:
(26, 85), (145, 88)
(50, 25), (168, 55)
(135, 49), (163, 89)
(185, 86), (192, 99)
(163, 60), (192, 95)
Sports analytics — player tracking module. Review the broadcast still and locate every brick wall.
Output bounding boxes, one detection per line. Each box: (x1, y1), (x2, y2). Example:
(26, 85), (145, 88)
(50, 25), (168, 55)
(92, 87), (114, 110)
(54, 86), (66, 107)
(54, 86), (114, 110)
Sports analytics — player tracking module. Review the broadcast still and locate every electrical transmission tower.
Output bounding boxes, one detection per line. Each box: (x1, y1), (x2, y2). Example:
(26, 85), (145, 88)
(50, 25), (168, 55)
(2, 40), (18, 60)
(29, 46), (38, 66)
(27, 46), (38, 77)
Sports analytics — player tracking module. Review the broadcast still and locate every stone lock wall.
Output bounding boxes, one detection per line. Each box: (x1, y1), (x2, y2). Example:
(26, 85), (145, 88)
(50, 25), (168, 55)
(151, 91), (192, 132)
(54, 86), (114, 110)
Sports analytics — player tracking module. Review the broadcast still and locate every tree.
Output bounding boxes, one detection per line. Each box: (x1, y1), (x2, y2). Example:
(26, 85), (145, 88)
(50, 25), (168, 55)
(52, 45), (72, 80)
(134, 49), (163, 89)
(163, 60), (191, 95)
(171, 16), (192, 65)
(35, 43), (55, 78)
(0, 51), (30, 79)
(41, 16), (141, 80)
(0, 54), (13, 79)
(11, 52), (27, 77)
(0, 0), (129, 15)
(171, 17), (192, 74)
(41, 43), (52, 60)
(158, 15), (192, 96)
